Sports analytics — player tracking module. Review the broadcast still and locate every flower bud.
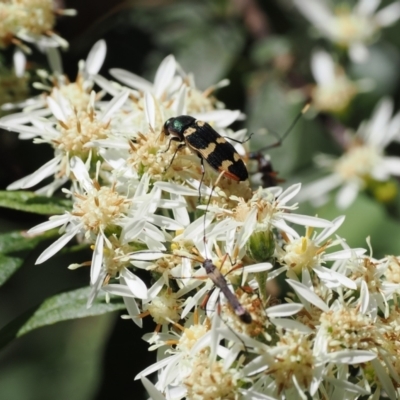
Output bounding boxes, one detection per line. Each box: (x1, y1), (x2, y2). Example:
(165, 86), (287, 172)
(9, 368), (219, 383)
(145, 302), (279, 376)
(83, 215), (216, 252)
(246, 229), (275, 262)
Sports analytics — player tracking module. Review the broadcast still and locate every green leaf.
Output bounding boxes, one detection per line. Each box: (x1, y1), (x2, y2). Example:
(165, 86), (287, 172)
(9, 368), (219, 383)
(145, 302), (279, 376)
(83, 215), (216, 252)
(0, 255), (23, 286)
(0, 229), (59, 254)
(0, 191), (72, 215)
(0, 230), (61, 287)
(0, 287), (126, 350)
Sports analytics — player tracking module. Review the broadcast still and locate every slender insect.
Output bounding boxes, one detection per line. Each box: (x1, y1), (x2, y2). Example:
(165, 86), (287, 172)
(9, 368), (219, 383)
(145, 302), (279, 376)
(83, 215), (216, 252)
(201, 257), (252, 324)
(197, 170), (252, 324)
(162, 116), (251, 195)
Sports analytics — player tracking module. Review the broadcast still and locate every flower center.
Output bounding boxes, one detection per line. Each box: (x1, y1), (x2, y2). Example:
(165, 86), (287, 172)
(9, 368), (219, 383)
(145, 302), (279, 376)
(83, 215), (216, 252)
(333, 7), (376, 45)
(334, 144), (381, 181)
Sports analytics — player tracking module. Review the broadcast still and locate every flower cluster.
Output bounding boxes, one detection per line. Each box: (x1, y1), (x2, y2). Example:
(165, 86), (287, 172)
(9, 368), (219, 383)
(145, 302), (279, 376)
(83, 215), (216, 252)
(281, 0), (400, 210)
(292, 0), (400, 63)
(2, 38), (400, 400)
(0, 0), (76, 51)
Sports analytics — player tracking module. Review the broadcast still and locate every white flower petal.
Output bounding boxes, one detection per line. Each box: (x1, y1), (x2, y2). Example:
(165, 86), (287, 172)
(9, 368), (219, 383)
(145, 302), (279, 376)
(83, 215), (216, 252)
(36, 225), (80, 264)
(183, 213), (213, 241)
(349, 42), (369, 63)
(109, 68), (153, 92)
(13, 50), (26, 77)
(174, 85), (187, 115)
(7, 156), (60, 190)
(287, 279), (329, 312)
(193, 110), (241, 128)
(355, 0), (380, 16)
(241, 354), (274, 376)
(311, 50), (336, 85)
(371, 358), (398, 400)
(121, 219), (146, 244)
(70, 156), (92, 192)
(322, 248), (366, 261)
(154, 55), (176, 98)
(360, 279), (370, 314)
(297, 173), (342, 202)
(239, 389), (277, 400)
(102, 283), (136, 297)
(277, 183), (301, 204)
(375, 2), (400, 26)
(135, 354), (180, 380)
(292, 0), (335, 36)
(154, 181), (199, 196)
(28, 214), (70, 234)
(92, 74), (120, 97)
(90, 233), (104, 285)
(272, 219), (300, 238)
(336, 181), (360, 209)
(144, 92), (155, 131)
(315, 215), (345, 244)
(283, 213), (332, 228)
(141, 377), (166, 400)
(244, 262), (273, 273)
(314, 266), (357, 290)
(121, 284), (142, 328)
(47, 96), (67, 123)
(86, 39), (106, 75)
(121, 269), (148, 299)
(0, 108), (50, 125)
(323, 377), (370, 395)
(129, 251), (166, 261)
(100, 90), (129, 123)
(381, 156), (400, 176)
(147, 214), (184, 230)
(170, 193), (190, 227)
(365, 97), (393, 146)
(266, 303), (303, 317)
(327, 350), (376, 364)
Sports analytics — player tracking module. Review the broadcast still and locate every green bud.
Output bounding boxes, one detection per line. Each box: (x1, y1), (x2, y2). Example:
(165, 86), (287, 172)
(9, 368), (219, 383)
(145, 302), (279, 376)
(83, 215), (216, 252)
(246, 229), (275, 262)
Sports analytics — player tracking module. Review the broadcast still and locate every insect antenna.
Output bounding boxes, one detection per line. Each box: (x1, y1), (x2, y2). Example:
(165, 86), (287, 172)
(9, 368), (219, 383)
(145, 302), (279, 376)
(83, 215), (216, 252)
(250, 102), (310, 155)
(249, 102), (310, 188)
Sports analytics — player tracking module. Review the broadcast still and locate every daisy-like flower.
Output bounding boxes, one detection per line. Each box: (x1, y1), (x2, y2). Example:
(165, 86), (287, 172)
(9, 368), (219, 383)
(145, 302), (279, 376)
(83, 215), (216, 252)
(1, 39), (107, 114)
(298, 97), (400, 209)
(207, 184), (333, 265)
(313, 300), (398, 398)
(292, 0), (400, 62)
(0, 0), (76, 51)
(310, 49), (371, 114)
(26, 158), (175, 307)
(272, 216), (366, 289)
(3, 88), (129, 195)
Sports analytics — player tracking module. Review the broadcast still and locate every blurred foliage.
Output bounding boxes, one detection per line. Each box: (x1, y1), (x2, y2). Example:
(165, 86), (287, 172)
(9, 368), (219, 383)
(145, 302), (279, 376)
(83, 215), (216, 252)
(1, 0), (400, 399)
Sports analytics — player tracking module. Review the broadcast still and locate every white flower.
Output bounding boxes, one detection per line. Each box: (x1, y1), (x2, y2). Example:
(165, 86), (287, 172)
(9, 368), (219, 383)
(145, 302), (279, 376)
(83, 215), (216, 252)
(310, 49), (371, 113)
(0, 0), (76, 51)
(27, 158), (175, 307)
(298, 97), (400, 209)
(272, 215), (366, 286)
(3, 89), (129, 195)
(292, 0), (400, 62)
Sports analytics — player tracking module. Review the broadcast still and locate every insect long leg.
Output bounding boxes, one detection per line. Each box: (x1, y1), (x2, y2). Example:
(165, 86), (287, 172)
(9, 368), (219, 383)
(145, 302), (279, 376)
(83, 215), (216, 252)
(223, 131), (254, 145)
(164, 141), (186, 172)
(198, 156), (205, 203)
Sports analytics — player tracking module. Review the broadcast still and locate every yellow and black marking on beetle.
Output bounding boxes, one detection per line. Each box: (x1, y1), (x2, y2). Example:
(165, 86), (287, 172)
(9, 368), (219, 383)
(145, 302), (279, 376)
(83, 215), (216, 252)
(162, 115), (250, 183)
